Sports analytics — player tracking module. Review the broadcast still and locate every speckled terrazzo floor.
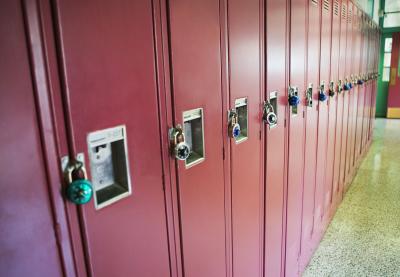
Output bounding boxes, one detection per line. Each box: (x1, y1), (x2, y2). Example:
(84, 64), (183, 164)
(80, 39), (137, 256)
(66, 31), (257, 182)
(303, 119), (400, 277)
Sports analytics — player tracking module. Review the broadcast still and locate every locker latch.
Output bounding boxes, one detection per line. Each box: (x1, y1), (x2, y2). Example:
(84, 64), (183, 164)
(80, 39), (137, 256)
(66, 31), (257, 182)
(170, 124), (191, 161)
(228, 109), (241, 140)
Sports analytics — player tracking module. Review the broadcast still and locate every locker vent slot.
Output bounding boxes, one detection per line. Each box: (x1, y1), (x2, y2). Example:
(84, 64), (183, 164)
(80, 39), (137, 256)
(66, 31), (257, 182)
(311, 0), (318, 6)
(348, 9), (352, 23)
(342, 4), (346, 19)
(334, 0), (339, 16)
(323, 0), (329, 11)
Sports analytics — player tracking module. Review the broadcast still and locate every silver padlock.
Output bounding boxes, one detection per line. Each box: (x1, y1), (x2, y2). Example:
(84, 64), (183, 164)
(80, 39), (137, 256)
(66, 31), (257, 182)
(170, 124), (191, 161)
(228, 109), (241, 139)
(263, 101), (278, 126)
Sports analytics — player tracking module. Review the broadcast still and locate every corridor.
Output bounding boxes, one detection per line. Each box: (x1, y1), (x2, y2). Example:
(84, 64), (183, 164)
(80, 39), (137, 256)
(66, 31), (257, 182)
(304, 119), (400, 276)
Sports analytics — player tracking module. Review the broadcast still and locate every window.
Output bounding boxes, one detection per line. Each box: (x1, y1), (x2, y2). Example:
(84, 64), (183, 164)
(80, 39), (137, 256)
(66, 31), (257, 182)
(382, 37), (393, 82)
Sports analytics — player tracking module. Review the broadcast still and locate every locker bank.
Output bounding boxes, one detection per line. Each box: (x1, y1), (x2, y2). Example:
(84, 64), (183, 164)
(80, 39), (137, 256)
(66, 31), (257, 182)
(1, 0), (390, 276)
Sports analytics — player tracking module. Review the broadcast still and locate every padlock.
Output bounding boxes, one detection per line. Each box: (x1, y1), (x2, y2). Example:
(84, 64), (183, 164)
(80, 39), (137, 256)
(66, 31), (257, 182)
(306, 83), (313, 107)
(343, 78), (350, 91)
(328, 81), (335, 97)
(357, 75), (364, 85)
(319, 82), (327, 102)
(228, 109), (241, 139)
(263, 101), (277, 126)
(170, 124), (191, 161)
(66, 162), (93, 205)
(337, 80), (343, 93)
(288, 86), (300, 106)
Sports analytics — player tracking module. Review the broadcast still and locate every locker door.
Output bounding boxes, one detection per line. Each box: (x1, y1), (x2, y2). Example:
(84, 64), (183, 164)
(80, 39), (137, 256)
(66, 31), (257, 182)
(300, 0), (321, 269)
(314, 0), (331, 235)
(348, 5), (360, 179)
(355, 14), (367, 162)
(166, 1), (227, 276)
(333, 0), (351, 201)
(0, 1), (66, 276)
(338, 0), (352, 197)
(344, 1), (355, 185)
(52, 1), (171, 276)
(324, 0), (340, 217)
(361, 21), (371, 151)
(286, 0), (306, 275)
(227, 0), (263, 276)
(265, 0), (288, 276)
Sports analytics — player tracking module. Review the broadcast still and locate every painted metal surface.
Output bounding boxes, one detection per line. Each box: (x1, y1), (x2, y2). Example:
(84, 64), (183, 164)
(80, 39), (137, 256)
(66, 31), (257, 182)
(286, 0), (307, 276)
(227, 0), (264, 276)
(264, 0), (288, 276)
(0, 1), (64, 276)
(338, 0), (352, 197)
(314, 0), (331, 236)
(300, 0), (321, 269)
(324, 0), (341, 217)
(341, 1), (357, 188)
(52, 1), (171, 276)
(166, 0), (227, 276)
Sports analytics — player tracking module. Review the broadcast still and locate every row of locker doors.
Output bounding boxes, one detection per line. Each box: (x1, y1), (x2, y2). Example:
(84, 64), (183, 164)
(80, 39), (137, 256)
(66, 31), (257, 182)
(0, 0), (379, 277)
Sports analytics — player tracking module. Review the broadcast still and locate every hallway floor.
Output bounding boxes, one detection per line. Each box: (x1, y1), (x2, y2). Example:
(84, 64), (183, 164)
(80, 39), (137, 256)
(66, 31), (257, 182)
(303, 119), (400, 276)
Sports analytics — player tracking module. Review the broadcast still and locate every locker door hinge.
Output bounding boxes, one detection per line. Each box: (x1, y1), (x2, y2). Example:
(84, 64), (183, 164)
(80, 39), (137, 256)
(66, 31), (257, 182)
(259, 130), (262, 140)
(284, 118), (287, 128)
(303, 110), (305, 118)
(222, 147), (225, 160)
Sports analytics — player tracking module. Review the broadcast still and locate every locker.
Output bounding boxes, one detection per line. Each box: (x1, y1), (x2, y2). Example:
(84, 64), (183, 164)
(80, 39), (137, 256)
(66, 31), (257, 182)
(0, 2), (68, 276)
(264, 0), (288, 276)
(49, 1), (172, 276)
(354, 13), (367, 162)
(285, 0), (307, 275)
(226, 0), (264, 275)
(313, 0), (331, 236)
(324, 0), (341, 217)
(300, 0), (321, 269)
(338, 0), (353, 197)
(166, 0), (228, 276)
(346, 4), (360, 184)
(349, 7), (362, 173)
(343, 1), (357, 190)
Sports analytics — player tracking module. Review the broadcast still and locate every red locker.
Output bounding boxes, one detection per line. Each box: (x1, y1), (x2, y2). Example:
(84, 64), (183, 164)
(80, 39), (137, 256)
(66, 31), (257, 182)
(353, 9), (365, 167)
(354, 13), (367, 162)
(48, 1), (172, 276)
(338, 0), (353, 197)
(350, 7), (362, 174)
(313, 0), (331, 236)
(300, 0), (321, 270)
(264, 0), (288, 276)
(324, 0), (340, 218)
(226, 0), (264, 275)
(286, 0), (307, 275)
(166, 0), (228, 276)
(0, 1), (70, 276)
(343, 1), (357, 190)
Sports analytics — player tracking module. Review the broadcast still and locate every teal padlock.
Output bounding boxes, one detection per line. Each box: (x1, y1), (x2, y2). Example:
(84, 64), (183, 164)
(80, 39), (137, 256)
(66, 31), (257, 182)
(66, 163), (93, 205)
